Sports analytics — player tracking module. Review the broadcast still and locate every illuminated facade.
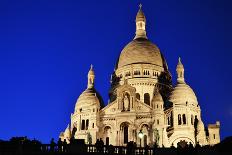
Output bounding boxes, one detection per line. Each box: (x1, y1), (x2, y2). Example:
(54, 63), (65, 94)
(60, 5), (220, 147)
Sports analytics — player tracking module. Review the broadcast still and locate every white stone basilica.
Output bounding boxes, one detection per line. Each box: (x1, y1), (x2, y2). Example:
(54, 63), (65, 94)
(60, 6), (220, 147)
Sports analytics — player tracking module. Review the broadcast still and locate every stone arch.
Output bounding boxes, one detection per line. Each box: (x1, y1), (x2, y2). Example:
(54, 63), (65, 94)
(138, 123), (150, 147)
(103, 126), (112, 145)
(138, 122), (150, 130)
(171, 136), (195, 147)
(120, 122), (130, 145)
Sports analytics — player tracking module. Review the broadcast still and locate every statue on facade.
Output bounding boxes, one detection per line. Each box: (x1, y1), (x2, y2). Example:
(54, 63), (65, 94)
(123, 94), (130, 111)
(153, 128), (160, 146)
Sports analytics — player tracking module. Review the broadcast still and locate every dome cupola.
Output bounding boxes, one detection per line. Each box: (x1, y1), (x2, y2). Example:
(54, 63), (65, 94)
(169, 58), (198, 106)
(115, 4), (167, 69)
(88, 64), (95, 88)
(75, 65), (104, 111)
(176, 57), (185, 84)
(152, 89), (164, 110)
(135, 4), (147, 39)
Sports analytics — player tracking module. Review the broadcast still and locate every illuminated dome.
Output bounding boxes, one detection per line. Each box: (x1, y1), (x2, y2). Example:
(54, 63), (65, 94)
(75, 65), (104, 111)
(75, 87), (104, 110)
(169, 83), (198, 105)
(169, 58), (198, 106)
(116, 38), (164, 68)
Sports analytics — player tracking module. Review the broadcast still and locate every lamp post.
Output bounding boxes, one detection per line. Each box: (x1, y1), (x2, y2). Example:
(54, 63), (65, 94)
(138, 130), (144, 147)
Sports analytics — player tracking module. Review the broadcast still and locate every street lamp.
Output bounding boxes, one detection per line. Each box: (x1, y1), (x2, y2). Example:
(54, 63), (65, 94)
(138, 130), (144, 147)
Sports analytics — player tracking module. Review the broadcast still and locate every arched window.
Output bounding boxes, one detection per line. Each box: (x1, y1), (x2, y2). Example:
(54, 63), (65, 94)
(144, 93), (150, 105)
(81, 120), (85, 130)
(92, 123), (94, 128)
(124, 126), (128, 144)
(182, 114), (186, 125)
(136, 93), (140, 100)
(86, 119), (89, 130)
(157, 119), (159, 125)
(170, 112), (173, 126)
(178, 114), (182, 125)
(191, 115), (194, 125)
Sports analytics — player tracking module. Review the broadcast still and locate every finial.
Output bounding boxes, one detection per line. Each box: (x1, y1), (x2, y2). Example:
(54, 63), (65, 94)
(178, 57), (183, 66)
(88, 64), (95, 88)
(176, 57), (185, 84)
(134, 3), (147, 39)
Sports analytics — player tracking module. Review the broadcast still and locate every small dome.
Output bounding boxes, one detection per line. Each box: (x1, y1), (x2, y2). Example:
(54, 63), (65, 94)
(116, 38), (164, 69)
(75, 87), (104, 110)
(152, 91), (163, 102)
(169, 83), (198, 106)
(151, 91), (164, 109)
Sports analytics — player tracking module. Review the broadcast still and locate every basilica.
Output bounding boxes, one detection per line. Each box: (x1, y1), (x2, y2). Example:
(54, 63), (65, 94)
(60, 5), (220, 147)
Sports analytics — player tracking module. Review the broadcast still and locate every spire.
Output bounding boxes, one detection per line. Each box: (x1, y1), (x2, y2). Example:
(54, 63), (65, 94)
(134, 4), (147, 39)
(176, 57), (185, 84)
(87, 64), (95, 88)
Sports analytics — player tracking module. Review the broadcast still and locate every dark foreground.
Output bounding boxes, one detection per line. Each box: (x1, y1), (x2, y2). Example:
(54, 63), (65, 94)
(0, 137), (232, 155)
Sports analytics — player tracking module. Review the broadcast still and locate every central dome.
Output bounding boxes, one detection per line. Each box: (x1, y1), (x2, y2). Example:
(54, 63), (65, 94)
(116, 38), (163, 69)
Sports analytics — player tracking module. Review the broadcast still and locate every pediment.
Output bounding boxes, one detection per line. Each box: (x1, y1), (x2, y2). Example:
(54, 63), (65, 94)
(100, 101), (118, 115)
(135, 100), (152, 112)
(117, 83), (136, 97)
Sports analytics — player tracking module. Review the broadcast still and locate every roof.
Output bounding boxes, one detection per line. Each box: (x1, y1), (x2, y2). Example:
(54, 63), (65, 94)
(116, 38), (164, 69)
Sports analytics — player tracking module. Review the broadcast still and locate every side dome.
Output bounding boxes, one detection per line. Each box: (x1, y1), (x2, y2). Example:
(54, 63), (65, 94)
(151, 90), (164, 109)
(169, 58), (198, 106)
(116, 38), (164, 69)
(74, 65), (104, 111)
(75, 87), (104, 110)
(152, 90), (163, 102)
(169, 83), (198, 105)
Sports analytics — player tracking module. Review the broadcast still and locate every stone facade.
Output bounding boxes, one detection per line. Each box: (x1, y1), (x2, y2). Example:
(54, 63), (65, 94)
(60, 6), (220, 147)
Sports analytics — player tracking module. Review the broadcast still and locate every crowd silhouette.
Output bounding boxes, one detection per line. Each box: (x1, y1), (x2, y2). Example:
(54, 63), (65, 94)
(0, 136), (231, 155)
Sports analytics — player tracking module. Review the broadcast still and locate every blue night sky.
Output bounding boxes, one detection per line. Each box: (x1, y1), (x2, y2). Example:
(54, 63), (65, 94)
(0, 0), (231, 143)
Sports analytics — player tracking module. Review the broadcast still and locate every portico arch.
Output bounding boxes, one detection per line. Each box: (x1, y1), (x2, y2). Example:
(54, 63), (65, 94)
(120, 122), (130, 144)
(171, 137), (195, 147)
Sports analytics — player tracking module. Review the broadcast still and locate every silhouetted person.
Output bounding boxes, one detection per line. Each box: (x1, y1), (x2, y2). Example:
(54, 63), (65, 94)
(57, 138), (62, 152)
(95, 139), (100, 152)
(188, 142), (194, 155)
(71, 127), (77, 140)
(99, 138), (104, 152)
(108, 144), (114, 155)
(133, 142), (136, 155)
(50, 138), (56, 152)
(145, 144), (149, 155)
(63, 139), (67, 152)
(126, 141), (133, 155)
(171, 143), (175, 149)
